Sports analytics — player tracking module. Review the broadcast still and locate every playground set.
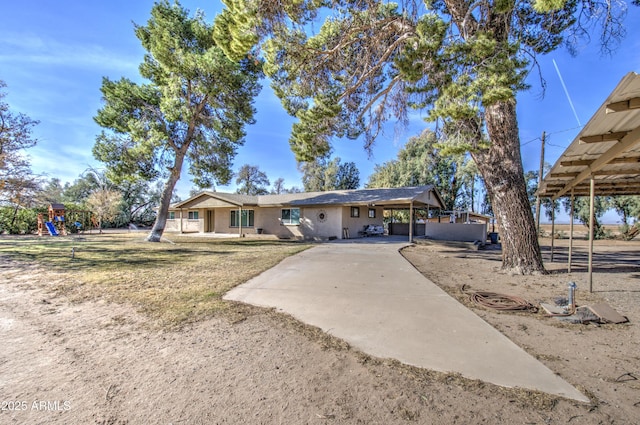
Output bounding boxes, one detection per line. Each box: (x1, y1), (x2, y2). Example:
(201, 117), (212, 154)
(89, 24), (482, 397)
(38, 204), (94, 236)
(38, 204), (67, 236)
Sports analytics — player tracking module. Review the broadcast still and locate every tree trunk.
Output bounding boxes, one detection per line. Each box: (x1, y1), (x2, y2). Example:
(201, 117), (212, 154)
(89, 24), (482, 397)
(10, 205), (19, 228)
(474, 99), (545, 274)
(147, 151), (186, 242)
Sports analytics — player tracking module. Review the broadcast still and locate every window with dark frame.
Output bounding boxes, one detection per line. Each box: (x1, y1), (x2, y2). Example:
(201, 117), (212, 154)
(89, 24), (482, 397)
(281, 208), (300, 225)
(230, 210), (254, 227)
(368, 208), (376, 218)
(188, 211), (199, 220)
(168, 212), (175, 219)
(350, 207), (360, 218)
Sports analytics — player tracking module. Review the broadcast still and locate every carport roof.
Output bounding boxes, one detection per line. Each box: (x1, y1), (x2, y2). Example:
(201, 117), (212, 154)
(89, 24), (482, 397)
(537, 72), (640, 199)
(172, 185), (445, 210)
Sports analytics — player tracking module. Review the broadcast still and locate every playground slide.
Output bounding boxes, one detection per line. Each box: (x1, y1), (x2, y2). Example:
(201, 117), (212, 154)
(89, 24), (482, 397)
(45, 221), (59, 236)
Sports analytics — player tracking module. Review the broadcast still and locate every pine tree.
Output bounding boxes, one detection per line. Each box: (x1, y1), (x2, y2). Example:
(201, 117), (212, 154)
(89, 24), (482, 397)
(94, 1), (262, 241)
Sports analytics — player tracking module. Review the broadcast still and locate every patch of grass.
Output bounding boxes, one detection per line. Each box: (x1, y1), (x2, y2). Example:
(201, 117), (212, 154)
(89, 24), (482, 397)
(0, 233), (310, 326)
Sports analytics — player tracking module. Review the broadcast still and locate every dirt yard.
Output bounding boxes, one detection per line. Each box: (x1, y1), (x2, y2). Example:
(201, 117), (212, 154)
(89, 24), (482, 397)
(1, 236), (639, 424)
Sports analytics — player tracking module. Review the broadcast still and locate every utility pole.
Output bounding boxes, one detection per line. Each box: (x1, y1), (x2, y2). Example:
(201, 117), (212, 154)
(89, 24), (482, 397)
(535, 131), (546, 232)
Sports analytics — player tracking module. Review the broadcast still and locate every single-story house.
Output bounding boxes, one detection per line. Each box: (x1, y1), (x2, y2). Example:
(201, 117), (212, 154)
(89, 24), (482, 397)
(166, 185), (445, 241)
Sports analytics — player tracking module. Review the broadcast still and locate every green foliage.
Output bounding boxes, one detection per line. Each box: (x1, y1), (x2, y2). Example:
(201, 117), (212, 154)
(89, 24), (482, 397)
(216, 0), (633, 271)
(0, 80), (40, 209)
(32, 171), (161, 228)
(0, 80), (39, 164)
(0, 206), (38, 234)
(116, 179), (161, 226)
(213, 0), (260, 62)
(94, 0), (262, 186)
(335, 160), (360, 190)
(367, 130), (470, 210)
(607, 196), (640, 226)
(93, 1), (262, 240)
(235, 164), (270, 195)
(86, 188), (123, 229)
(213, 0), (630, 161)
(62, 173), (101, 204)
(618, 222), (640, 241)
(36, 178), (65, 205)
(562, 196), (608, 239)
(300, 156), (360, 191)
(532, 0), (566, 12)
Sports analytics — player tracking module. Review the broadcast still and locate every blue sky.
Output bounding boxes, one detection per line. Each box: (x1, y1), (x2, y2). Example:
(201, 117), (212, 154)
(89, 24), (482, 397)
(1, 1), (639, 220)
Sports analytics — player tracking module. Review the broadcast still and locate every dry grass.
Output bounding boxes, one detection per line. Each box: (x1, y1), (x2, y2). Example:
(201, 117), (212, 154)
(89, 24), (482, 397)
(0, 232), (310, 326)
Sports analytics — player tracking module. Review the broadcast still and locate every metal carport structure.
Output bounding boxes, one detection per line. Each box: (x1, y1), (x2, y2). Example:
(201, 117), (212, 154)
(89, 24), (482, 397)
(537, 72), (640, 291)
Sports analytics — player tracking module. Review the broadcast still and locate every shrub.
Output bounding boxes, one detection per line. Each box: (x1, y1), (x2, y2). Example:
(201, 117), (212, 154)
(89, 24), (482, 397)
(0, 207), (39, 234)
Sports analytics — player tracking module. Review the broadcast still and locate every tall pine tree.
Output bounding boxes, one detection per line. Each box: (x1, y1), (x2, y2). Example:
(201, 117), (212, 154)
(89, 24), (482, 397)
(214, 0), (633, 273)
(94, 1), (262, 241)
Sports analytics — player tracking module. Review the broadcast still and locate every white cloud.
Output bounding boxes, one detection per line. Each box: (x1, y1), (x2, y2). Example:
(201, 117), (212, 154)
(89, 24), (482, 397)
(0, 32), (140, 74)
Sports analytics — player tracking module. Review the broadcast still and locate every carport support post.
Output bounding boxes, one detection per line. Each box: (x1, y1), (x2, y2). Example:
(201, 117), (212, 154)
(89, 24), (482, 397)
(179, 208), (184, 234)
(568, 190), (574, 273)
(409, 201), (414, 242)
(550, 203), (555, 262)
(588, 177), (595, 292)
(238, 207), (242, 237)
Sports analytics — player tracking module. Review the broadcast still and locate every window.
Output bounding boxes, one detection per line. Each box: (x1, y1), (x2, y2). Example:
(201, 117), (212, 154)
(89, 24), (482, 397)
(168, 212), (175, 220)
(230, 210), (254, 227)
(281, 208), (300, 225)
(188, 211), (199, 220)
(350, 207), (360, 218)
(368, 208), (376, 218)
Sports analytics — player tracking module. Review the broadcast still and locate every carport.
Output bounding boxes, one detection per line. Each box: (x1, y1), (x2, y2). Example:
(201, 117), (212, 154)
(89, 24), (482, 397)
(537, 72), (640, 291)
(361, 189), (446, 241)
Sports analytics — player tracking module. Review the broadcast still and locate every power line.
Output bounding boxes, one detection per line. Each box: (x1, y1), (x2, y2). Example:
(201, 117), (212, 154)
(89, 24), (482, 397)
(520, 124), (584, 148)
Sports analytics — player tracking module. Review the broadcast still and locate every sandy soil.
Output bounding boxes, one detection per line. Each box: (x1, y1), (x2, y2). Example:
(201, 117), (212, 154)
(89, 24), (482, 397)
(1, 237), (639, 424)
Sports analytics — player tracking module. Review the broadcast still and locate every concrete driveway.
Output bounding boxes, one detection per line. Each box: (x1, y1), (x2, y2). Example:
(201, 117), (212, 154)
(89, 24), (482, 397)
(224, 238), (588, 402)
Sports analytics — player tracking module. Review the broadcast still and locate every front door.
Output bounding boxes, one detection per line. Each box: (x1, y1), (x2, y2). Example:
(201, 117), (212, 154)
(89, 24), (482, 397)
(206, 210), (215, 233)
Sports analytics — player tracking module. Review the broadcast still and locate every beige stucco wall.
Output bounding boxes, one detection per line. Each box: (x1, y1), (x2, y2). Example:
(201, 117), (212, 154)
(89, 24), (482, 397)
(215, 207), (233, 231)
(341, 206), (384, 238)
(298, 207), (342, 240)
(165, 219), (179, 232)
(254, 207), (303, 239)
(166, 204), (386, 240)
(414, 190), (442, 208)
(165, 209), (203, 233)
(211, 206), (344, 240)
(246, 206), (342, 240)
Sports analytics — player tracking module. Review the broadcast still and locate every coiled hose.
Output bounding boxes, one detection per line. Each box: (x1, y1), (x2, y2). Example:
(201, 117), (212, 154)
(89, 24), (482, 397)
(467, 290), (539, 313)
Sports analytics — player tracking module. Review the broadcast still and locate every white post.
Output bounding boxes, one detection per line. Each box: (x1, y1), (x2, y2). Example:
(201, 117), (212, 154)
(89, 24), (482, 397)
(179, 208), (183, 234)
(409, 201), (414, 242)
(238, 207), (242, 237)
(550, 202), (555, 262)
(588, 177), (595, 292)
(568, 190), (574, 273)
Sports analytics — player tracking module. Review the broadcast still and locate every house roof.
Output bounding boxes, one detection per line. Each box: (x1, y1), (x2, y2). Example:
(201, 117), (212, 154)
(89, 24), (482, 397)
(283, 186), (444, 208)
(171, 185), (445, 210)
(538, 72), (640, 199)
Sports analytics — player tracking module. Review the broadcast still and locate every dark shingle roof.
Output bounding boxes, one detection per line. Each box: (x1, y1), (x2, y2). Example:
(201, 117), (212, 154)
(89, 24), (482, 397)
(172, 186), (444, 209)
(262, 186), (436, 206)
